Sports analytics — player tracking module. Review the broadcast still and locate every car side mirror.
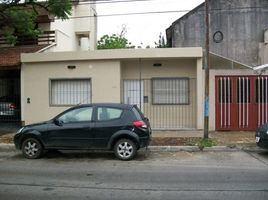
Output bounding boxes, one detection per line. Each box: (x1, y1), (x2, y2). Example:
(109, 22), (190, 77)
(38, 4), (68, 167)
(54, 118), (63, 126)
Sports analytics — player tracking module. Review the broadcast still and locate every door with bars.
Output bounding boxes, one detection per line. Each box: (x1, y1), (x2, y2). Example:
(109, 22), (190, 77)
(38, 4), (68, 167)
(123, 80), (144, 111)
(216, 76), (268, 131)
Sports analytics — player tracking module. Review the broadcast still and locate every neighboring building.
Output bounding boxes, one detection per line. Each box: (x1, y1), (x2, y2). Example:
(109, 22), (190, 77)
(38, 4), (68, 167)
(20, 48), (204, 130)
(0, 1), (97, 123)
(166, 0), (268, 131)
(166, 0), (268, 67)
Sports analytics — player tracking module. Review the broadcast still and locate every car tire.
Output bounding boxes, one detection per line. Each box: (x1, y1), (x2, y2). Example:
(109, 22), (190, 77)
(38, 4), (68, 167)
(114, 139), (137, 161)
(22, 138), (43, 159)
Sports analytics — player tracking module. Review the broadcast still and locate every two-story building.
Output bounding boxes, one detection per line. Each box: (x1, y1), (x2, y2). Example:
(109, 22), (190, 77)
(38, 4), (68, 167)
(0, 1), (97, 123)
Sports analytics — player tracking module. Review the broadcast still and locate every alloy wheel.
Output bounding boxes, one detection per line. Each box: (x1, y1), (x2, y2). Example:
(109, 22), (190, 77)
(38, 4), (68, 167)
(114, 139), (137, 161)
(22, 138), (43, 159)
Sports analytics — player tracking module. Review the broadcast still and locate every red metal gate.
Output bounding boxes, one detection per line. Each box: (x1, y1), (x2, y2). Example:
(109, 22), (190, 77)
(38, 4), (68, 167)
(215, 76), (268, 131)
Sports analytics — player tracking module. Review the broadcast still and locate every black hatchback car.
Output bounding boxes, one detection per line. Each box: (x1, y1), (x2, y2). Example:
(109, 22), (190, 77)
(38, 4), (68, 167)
(14, 103), (151, 160)
(256, 123), (268, 149)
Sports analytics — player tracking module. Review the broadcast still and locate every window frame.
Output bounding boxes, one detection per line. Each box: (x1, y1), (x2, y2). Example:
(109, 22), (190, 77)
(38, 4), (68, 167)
(151, 77), (190, 105)
(57, 106), (93, 124)
(96, 106), (124, 122)
(49, 78), (92, 107)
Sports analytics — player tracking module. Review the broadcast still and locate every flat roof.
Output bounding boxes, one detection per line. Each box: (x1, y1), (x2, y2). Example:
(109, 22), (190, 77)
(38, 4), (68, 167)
(21, 47), (203, 63)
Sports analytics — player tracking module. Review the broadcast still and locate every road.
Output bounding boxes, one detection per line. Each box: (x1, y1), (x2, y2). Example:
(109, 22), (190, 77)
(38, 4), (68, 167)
(0, 149), (268, 200)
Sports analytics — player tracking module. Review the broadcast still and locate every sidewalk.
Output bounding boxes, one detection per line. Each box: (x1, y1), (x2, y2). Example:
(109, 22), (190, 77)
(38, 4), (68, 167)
(152, 130), (256, 147)
(0, 130), (257, 150)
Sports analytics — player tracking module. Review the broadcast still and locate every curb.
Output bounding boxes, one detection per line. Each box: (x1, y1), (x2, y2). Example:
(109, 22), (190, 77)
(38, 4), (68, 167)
(0, 143), (15, 151)
(147, 145), (239, 152)
(0, 143), (258, 153)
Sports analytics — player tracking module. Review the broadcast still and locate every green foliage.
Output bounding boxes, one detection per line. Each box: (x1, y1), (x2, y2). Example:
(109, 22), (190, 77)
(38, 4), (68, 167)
(97, 34), (135, 49)
(4, 31), (17, 45)
(48, 0), (72, 19)
(0, 0), (72, 44)
(197, 138), (217, 151)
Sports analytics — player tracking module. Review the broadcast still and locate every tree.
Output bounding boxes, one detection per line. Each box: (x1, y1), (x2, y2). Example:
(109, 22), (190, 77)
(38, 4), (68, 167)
(97, 24), (135, 49)
(0, 0), (72, 44)
(97, 34), (135, 49)
(154, 32), (170, 48)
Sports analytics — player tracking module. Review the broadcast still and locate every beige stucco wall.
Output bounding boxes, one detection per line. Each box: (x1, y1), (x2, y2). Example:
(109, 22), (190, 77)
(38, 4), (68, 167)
(21, 60), (121, 124)
(122, 59), (197, 79)
(121, 59), (201, 129)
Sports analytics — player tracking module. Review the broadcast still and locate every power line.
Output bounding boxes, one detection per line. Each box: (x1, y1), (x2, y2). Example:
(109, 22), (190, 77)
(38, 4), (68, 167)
(73, 0), (157, 5)
(2, 1), (268, 19)
(69, 10), (190, 18)
(64, 5), (268, 19)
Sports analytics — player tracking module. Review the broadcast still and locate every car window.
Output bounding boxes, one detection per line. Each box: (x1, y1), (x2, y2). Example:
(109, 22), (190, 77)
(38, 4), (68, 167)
(97, 107), (123, 121)
(58, 107), (93, 123)
(132, 106), (144, 120)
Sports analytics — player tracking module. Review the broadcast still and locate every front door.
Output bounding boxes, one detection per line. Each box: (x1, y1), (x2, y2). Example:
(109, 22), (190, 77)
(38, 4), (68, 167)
(124, 80), (144, 111)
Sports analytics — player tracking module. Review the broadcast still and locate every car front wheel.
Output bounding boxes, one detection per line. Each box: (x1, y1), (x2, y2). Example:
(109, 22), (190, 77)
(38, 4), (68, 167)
(114, 139), (137, 161)
(22, 138), (43, 159)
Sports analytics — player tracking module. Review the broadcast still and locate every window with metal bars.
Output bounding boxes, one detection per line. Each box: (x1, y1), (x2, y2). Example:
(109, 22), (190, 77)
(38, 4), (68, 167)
(256, 78), (268, 103)
(237, 79), (250, 103)
(50, 79), (91, 106)
(218, 78), (232, 103)
(152, 78), (189, 105)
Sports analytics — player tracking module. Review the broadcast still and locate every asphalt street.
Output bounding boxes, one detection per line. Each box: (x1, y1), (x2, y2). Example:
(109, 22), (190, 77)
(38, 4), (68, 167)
(0, 149), (268, 200)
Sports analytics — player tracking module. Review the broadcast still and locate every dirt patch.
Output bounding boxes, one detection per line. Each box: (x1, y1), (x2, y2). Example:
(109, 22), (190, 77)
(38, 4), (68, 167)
(151, 137), (203, 146)
(0, 135), (14, 144)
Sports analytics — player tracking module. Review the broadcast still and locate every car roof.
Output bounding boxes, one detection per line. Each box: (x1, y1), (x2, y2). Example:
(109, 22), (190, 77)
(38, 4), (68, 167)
(75, 103), (134, 109)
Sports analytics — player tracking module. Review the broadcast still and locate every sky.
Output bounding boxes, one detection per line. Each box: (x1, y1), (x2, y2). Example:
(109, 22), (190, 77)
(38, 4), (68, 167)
(96, 0), (204, 47)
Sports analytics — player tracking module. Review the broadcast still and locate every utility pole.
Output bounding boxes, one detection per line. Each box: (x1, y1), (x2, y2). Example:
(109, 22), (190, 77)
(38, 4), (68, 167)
(204, 0), (210, 139)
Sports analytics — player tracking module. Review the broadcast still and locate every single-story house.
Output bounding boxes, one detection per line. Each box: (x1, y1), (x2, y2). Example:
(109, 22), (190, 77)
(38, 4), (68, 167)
(21, 48), (204, 130)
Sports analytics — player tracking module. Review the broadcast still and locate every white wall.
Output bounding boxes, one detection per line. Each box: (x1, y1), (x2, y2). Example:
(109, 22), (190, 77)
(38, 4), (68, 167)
(45, 2), (97, 52)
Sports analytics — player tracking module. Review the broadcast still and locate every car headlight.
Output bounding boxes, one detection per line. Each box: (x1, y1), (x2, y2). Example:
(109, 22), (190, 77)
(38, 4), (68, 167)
(17, 127), (24, 134)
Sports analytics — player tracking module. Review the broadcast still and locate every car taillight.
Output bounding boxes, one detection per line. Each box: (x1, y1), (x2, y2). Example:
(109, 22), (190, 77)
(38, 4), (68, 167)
(133, 120), (147, 129)
(10, 103), (16, 109)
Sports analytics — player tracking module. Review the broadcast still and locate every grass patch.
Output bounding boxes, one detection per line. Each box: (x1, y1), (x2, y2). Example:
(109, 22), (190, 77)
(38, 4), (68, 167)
(197, 138), (217, 151)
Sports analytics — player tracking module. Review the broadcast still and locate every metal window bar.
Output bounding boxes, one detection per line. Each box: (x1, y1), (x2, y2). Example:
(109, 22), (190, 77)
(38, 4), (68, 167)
(239, 77), (241, 127)
(228, 78), (231, 126)
(51, 79), (91, 105)
(247, 77), (249, 127)
(243, 77), (245, 127)
(220, 78), (223, 127)
(224, 77), (226, 127)
(219, 77), (231, 128)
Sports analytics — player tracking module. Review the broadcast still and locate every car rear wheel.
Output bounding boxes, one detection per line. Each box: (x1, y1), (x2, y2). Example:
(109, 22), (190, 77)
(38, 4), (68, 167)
(114, 139), (137, 161)
(22, 138), (43, 159)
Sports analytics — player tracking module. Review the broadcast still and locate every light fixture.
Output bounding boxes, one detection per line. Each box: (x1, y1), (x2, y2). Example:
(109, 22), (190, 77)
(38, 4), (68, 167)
(67, 65), (76, 69)
(153, 63), (162, 67)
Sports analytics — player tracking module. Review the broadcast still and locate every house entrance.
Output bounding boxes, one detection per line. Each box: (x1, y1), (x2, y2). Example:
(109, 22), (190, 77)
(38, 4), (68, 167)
(215, 76), (268, 130)
(123, 79), (197, 130)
